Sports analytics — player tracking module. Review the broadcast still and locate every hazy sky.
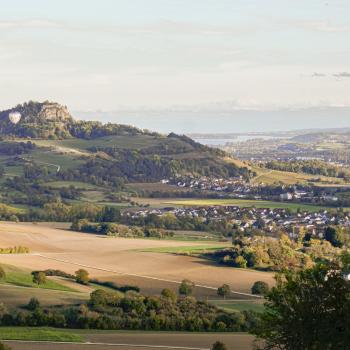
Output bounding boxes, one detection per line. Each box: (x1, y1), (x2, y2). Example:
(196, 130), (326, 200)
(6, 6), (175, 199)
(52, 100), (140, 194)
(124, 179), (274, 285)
(0, 0), (350, 132)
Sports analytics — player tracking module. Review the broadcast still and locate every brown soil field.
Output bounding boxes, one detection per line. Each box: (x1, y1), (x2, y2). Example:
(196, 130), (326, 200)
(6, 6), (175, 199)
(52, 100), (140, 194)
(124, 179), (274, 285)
(5, 332), (254, 350)
(0, 222), (274, 298)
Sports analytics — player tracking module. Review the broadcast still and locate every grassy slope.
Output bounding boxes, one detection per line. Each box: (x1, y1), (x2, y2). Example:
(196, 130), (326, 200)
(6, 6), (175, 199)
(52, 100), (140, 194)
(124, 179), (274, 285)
(32, 135), (168, 151)
(251, 166), (349, 186)
(210, 299), (265, 313)
(0, 327), (83, 342)
(1, 264), (77, 292)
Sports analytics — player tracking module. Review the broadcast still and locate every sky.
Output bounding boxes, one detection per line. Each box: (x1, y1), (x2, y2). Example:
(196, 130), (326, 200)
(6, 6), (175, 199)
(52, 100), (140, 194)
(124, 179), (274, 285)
(0, 0), (350, 133)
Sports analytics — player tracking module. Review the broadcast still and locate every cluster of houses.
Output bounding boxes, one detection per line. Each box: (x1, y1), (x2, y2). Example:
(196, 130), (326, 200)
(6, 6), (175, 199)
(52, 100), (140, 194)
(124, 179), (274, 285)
(123, 205), (350, 240)
(169, 176), (250, 194)
(279, 191), (339, 202)
(162, 177), (342, 204)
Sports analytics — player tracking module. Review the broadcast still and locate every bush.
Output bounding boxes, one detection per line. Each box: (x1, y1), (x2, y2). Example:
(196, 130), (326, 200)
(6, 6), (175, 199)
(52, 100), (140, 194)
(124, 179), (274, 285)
(32, 271), (47, 285)
(234, 255), (247, 268)
(217, 284), (231, 299)
(41, 269), (75, 279)
(161, 288), (177, 302)
(251, 281), (269, 295)
(211, 341), (227, 350)
(179, 279), (195, 296)
(75, 269), (89, 285)
(0, 266), (6, 280)
(27, 297), (40, 310)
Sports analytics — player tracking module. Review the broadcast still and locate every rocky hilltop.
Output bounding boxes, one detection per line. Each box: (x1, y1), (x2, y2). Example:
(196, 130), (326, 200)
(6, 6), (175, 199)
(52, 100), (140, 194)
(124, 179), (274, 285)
(37, 102), (72, 122)
(0, 101), (75, 139)
(0, 101), (146, 139)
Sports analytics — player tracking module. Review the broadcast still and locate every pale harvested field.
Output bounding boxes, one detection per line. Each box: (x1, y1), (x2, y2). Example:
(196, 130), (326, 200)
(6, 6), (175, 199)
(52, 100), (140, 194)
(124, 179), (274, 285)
(5, 332), (254, 350)
(0, 284), (89, 309)
(0, 222), (274, 297)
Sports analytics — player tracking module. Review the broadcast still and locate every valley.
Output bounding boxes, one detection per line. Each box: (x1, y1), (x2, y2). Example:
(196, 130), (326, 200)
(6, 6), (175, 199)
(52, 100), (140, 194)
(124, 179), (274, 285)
(0, 101), (349, 349)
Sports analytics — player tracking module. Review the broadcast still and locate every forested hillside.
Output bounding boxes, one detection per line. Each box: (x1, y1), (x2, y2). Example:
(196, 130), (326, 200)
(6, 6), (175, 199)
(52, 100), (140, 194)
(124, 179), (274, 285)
(0, 101), (251, 211)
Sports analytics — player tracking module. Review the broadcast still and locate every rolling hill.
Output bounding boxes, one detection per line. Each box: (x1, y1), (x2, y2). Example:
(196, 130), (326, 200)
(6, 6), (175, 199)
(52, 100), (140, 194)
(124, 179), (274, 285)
(0, 101), (251, 191)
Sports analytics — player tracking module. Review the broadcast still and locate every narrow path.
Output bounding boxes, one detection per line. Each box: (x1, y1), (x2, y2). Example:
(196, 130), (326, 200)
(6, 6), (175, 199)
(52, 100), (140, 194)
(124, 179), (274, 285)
(3, 340), (209, 350)
(33, 253), (262, 299)
(19, 156), (61, 172)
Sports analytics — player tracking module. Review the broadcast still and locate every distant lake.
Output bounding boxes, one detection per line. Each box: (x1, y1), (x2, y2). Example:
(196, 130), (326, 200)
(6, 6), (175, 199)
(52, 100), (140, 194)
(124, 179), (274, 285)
(194, 135), (285, 146)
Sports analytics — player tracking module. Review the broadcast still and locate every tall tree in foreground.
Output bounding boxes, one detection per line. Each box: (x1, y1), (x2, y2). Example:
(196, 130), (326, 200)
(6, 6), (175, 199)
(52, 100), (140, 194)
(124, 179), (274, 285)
(252, 263), (350, 350)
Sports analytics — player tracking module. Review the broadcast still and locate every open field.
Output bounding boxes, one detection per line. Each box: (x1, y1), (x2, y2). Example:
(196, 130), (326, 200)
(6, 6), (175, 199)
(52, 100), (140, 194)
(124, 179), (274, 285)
(143, 198), (330, 212)
(31, 135), (166, 151)
(44, 181), (102, 190)
(251, 166), (350, 186)
(0, 222), (274, 299)
(0, 264), (77, 292)
(2, 329), (255, 350)
(209, 299), (265, 313)
(0, 327), (83, 342)
(138, 245), (229, 254)
(0, 284), (89, 309)
(127, 182), (190, 193)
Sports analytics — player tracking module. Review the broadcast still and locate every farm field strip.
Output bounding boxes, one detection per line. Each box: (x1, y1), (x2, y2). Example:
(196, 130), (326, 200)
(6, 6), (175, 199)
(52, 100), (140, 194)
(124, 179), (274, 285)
(3, 340), (209, 350)
(33, 253), (262, 299)
(1, 329), (254, 350)
(162, 198), (328, 212)
(0, 222), (274, 298)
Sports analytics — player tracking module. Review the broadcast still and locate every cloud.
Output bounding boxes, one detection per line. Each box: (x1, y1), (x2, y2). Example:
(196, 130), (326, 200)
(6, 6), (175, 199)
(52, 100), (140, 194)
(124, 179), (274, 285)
(0, 19), (59, 29)
(333, 72), (350, 78)
(289, 20), (350, 33)
(0, 18), (254, 37)
(304, 72), (350, 79)
(310, 72), (326, 77)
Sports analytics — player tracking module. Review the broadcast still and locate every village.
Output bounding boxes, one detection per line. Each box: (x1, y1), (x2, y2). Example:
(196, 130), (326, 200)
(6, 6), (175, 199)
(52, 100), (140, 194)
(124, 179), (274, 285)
(123, 204), (350, 241)
(163, 176), (341, 204)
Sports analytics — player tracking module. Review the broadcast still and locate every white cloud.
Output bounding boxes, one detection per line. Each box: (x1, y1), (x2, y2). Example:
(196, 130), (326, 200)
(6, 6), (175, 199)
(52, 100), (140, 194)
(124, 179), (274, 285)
(0, 19), (59, 29)
(289, 20), (350, 32)
(0, 18), (255, 37)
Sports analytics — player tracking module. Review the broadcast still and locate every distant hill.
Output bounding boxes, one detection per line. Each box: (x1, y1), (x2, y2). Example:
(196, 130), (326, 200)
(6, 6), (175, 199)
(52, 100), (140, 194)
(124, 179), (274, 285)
(0, 101), (251, 184)
(0, 101), (155, 139)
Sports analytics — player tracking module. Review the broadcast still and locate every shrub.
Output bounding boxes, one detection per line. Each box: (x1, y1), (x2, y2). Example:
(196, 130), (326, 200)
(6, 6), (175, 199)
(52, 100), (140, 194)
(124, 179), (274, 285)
(27, 297), (40, 310)
(211, 341), (227, 350)
(32, 271), (47, 285)
(75, 269), (89, 285)
(0, 266), (6, 280)
(217, 284), (231, 299)
(235, 255), (247, 268)
(179, 279), (195, 296)
(251, 281), (269, 295)
(161, 288), (177, 302)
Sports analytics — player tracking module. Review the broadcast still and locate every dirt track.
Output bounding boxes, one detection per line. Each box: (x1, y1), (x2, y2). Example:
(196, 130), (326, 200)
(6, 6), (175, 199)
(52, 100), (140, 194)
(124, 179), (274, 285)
(0, 222), (274, 296)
